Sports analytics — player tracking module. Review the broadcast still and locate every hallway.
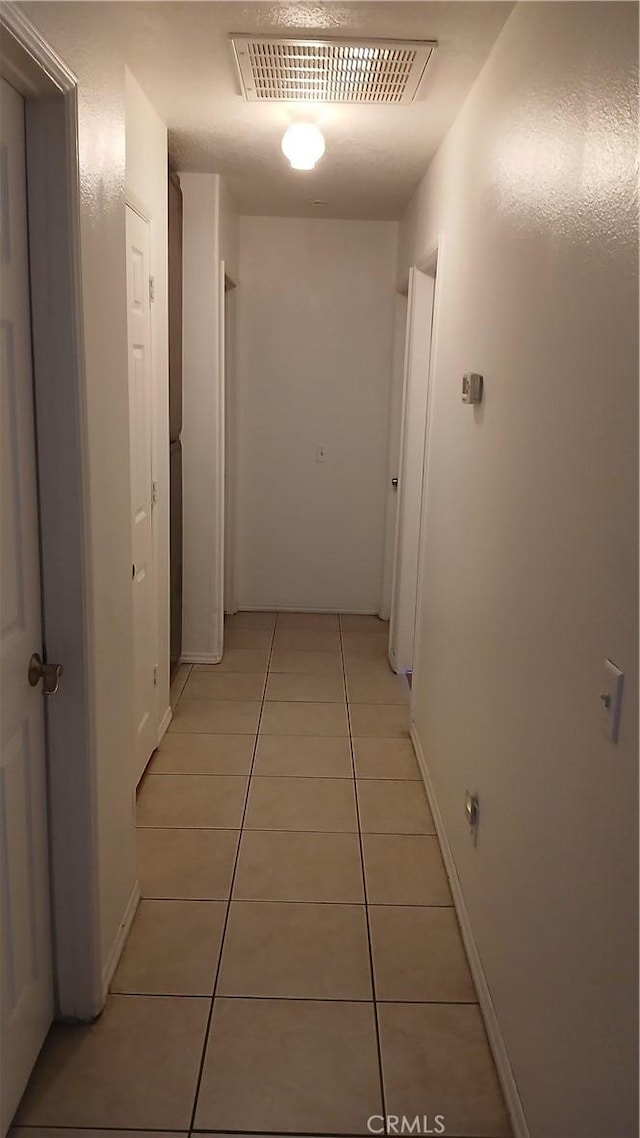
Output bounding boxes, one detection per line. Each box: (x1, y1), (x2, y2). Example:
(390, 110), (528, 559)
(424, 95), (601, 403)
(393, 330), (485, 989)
(14, 611), (510, 1136)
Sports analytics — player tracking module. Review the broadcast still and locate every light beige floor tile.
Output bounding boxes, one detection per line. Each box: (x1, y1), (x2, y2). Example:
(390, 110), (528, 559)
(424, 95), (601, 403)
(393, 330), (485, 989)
(218, 901), (371, 999)
(378, 1003), (511, 1136)
(254, 735), (352, 778)
(357, 780), (435, 834)
(354, 738), (421, 780)
(339, 614), (389, 633)
(369, 906), (476, 1002)
(194, 998), (382, 1133)
(344, 654), (396, 677)
(233, 830), (364, 902)
(182, 671), (265, 701)
(15, 995), (209, 1129)
(111, 900), (226, 996)
(224, 626), (273, 649)
(137, 827), (239, 899)
(170, 663), (191, 706)
(342, 632), (389, 657)
(245, 776), (357, 832)
(194, 648), (269, 673)
(225, 611), (277, 629)
(137, 774), (247, 829)
(270, 648), (342, 674)
(363, 834), (452, 905)
(261, 701), (348, 737)
(10, 1130), (187, 1138)
(170, 698), (261, 734)
(277, 612), (339, 630)
(347, 672), (409, 705)
(148, 732), (254, 776)
(273, 628), (341, 653)
(266, 672), (345, 703)
(350, 703), (410, 738)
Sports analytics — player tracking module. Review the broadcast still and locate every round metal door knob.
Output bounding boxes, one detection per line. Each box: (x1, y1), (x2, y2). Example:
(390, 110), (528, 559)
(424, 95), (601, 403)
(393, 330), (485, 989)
(28, 652), (63, 695)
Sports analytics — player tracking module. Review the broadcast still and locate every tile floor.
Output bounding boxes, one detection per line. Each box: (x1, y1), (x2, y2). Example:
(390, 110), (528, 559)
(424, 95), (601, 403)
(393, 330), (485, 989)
(13, 611), (511, 1138)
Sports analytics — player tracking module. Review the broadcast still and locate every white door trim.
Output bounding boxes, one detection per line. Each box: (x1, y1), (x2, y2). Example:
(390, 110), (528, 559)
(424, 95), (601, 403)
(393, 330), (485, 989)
(389, 263), (436, 676)
(0, 5), (102, 1019)
(216, 258), (226, 649)
(410, 239), (442, 715)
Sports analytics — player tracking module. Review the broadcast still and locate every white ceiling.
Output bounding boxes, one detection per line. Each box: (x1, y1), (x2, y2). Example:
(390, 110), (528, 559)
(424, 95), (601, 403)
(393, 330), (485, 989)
(41, 1), (514, 219)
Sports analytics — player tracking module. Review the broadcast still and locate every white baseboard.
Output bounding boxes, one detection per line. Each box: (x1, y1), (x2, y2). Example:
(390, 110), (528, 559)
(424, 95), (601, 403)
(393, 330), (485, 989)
(157, 705), (172, 743)
(409, 722), (529, 1138)
(100, 880), (140, 1004)
(181, 651), (223, 664)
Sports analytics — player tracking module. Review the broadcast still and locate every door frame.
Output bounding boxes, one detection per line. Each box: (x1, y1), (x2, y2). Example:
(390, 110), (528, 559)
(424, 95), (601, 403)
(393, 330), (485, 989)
(1, 6), (101, 1019)
(408, 240), (443, 715)
(388, 247), (439, 677)
(223, 272), (238, 617)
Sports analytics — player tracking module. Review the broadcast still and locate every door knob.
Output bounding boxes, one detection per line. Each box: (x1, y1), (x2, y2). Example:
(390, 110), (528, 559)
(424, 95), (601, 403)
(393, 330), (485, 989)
(28, 653), (63, 695)
(391, 477), (399, 490)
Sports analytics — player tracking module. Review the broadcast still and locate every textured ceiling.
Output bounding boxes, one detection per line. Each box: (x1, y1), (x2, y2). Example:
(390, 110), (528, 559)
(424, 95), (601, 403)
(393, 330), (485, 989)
(35, 1), (514, 219)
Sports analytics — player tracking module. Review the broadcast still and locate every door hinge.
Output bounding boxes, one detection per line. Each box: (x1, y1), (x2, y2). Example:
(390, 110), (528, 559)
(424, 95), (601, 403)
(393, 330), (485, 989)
(151, 480), (158, 506)
(153, 665), (158, 687)
(149, 275), (155, 304)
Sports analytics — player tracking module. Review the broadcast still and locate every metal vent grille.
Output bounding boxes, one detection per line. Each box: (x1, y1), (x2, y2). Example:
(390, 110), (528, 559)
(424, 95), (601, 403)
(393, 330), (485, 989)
(230, 36), (436, 104)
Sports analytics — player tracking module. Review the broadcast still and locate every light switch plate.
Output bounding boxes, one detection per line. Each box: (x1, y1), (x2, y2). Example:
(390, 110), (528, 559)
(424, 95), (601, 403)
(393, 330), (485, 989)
(601, 658), (624, 743)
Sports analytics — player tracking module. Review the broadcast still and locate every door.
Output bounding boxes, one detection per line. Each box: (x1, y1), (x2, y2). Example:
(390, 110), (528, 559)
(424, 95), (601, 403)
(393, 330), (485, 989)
(0, 77), (54, 1131)
(389, 265), (435, 676)
(126, 205), (157, 784)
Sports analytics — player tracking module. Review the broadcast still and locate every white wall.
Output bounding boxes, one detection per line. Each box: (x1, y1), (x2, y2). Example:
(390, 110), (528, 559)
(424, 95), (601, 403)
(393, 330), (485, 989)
(219, 176), (239, 285)
(236, 216), (398, 613)
(401, 4), (638, 1136)
(125, 69), (170, 751)
(24, 2), (138, 992)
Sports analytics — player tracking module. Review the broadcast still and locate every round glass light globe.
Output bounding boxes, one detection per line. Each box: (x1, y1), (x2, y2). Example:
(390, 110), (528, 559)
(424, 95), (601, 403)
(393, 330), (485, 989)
(281, 123), (326, 171)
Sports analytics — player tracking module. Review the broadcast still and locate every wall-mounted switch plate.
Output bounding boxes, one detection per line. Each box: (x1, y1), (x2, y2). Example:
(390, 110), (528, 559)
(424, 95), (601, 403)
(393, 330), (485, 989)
(316, 446), (327, 463)
(462, 373), (483, 404)
(601, 658), (624, 743)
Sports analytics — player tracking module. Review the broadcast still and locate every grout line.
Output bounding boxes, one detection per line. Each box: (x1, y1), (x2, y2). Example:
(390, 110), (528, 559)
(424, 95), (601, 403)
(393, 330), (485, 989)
(111, 991), (479, 1005)
(338, 614), (389, 1136)
(138, 896), (454, 907)
(186, 613), (278, 1135)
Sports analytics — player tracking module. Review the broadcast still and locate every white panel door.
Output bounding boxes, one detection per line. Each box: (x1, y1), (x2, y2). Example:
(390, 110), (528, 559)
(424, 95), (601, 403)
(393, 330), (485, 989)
(126, 206), (157, 784)
(389, 266), (435, 676)
(0, 78), (54, 1132)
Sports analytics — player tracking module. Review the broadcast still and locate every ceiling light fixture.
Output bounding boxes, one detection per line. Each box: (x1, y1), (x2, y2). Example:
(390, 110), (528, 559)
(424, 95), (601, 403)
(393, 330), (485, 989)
(281, 123), (326, 171)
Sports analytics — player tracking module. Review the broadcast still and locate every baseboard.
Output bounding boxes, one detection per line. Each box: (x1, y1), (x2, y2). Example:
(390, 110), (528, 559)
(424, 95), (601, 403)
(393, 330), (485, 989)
(409, 722), (530, 1138)
(101, 879), (140, 1004)
(157, 705), (172, 743)
(181, 651), (223, 664)
(235, 605), (381, 615)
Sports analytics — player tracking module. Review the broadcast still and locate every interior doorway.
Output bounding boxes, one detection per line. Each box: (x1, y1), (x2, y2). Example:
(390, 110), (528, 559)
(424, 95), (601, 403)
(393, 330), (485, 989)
(126, 204), (158, 784)
(1, 7), (99, 1124)
(0, 74), (54, 1134)
(389, 255), (438, 677)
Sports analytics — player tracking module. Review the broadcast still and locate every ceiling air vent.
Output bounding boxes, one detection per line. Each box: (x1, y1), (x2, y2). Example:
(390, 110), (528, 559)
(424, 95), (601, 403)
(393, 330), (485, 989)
(230, 35), (436, 105)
